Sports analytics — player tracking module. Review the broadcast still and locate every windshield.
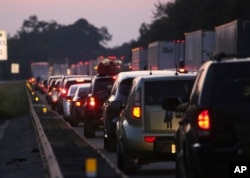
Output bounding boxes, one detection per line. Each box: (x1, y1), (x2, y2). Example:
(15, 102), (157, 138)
(93, 78), (114, 94)
(145, 79), (194, 105)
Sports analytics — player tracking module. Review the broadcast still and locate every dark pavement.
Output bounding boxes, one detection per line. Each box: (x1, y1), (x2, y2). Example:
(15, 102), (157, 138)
(0, 115), (47, 178)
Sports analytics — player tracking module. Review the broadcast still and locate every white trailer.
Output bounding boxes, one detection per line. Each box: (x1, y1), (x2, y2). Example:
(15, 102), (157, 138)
(215, 19), (250, 58)
(148, 41), (184, 70)
(131, 47), (148, 70)
(31, 62), (49, 79)
(184, 30), (215, 70)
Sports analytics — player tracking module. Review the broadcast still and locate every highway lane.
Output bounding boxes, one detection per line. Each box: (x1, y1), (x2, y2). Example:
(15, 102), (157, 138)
(73, 124), (176, 178)
(36, 86), (176, 177)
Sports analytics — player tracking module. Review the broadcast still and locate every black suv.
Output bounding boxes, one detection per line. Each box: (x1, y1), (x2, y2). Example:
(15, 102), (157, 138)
(165, 58), (250, 178)
(82, 74), (115, 137)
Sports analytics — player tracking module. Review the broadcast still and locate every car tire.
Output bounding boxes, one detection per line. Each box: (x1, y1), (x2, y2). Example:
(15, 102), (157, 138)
(117, 139), (137, 175)
(176, 149), (186, 178)
(70, 111), (78, 127)
(83, 123), (95, 138)
(105, 136), (116, 152)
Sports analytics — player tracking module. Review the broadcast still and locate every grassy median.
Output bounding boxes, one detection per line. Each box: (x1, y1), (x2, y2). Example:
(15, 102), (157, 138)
(0, 81), (30, 119)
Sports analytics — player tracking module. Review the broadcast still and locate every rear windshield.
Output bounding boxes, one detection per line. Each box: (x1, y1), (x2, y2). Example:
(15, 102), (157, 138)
(145, 80), (194, 105)
(211, 62), (250, 103)
(66, 80), (91, 89)
(93, 78), (114, 94)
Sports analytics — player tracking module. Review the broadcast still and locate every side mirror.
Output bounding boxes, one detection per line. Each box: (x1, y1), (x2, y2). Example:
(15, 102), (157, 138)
(110, 100), (123, 110)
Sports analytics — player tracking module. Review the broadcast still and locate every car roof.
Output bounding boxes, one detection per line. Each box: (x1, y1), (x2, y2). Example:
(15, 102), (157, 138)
(69, 83), (91, 88)
(115, 70), (182, 81)
(133, 72), (197, 83)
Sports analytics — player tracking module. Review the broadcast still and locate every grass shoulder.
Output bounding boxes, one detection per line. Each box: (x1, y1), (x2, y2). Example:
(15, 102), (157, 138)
(0, 80), (30, 119)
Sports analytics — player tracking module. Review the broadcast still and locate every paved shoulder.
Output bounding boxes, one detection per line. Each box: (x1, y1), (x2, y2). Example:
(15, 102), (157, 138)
(0, 115), (47, 178)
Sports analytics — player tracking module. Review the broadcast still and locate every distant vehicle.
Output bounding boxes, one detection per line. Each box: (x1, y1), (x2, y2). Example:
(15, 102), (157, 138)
(215, 19), (250, 58)
(102, 70), (179, 152)
(114, 71), (196, 174)
(69, 83), (91, 126)
(82, 61), (117, 138)
(131, 47), (148, 70)
(184, 30), (215, 70)
(45, 75), (64, 104)
(148, 40), (184, 70)
(57, 77), (92, 120)
(31, 62), (49, 81)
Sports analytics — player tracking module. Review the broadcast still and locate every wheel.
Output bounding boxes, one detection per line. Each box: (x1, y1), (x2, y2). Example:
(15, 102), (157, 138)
(70, 111), (78, 127)
(104, 122), (117, 152)
(117, 139), (137, 175)
(83, 123), (95, 138)
(105, 135), (116, 152)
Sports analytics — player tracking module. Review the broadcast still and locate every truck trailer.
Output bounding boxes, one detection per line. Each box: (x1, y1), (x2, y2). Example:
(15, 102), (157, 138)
(31, 62), (49, 79)
(131, 47), (148, 70)
(184, 30), (215, 70)
(215, 19), (250, 58)
(148, 41), (184, 70)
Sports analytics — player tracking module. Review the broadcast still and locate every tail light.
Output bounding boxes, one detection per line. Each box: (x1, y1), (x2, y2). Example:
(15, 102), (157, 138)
(75, 101), (82, 107)
(131, 89), (141, 119)
(197, 110), (210, 136)
(66, 98), (72, 102)
(144, 136), (156, 143)
(89, 97), (96, 107)
(60, 88), (67, 96)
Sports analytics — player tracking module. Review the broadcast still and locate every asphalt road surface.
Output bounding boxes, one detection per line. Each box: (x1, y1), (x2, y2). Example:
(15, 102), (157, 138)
(0, 115), (47, 178)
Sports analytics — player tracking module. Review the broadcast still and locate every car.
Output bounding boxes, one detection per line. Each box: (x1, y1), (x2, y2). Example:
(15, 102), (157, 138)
(82, 74), (116, 138)
(50, 78), (62, 110)
(45, 75), (64, 104)
(102, 70), (181, 152)
(58, 77), (92, 121)
(163, 58), (250, 178)
(69, 83), (91, 126)
(56, 75), (91, 114)
(114, 70), (196, 174)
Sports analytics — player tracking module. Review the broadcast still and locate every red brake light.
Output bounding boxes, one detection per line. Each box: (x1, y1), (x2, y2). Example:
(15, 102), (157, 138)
(197, 110), (210, 130)
(60, 88), (67, 95)
(144, 136), (156, 143)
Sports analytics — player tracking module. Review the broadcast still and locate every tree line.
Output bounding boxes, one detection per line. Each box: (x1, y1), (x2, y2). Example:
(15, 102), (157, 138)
(2, 0), (250, 79)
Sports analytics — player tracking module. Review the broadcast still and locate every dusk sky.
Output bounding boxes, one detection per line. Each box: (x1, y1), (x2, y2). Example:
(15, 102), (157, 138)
(0, 0), (172, 48)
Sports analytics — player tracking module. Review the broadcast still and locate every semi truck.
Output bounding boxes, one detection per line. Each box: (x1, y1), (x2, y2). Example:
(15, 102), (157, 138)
(215, 19), (250, 58)
(131, 47), (148, 70)
(147, 40), (184, 70)
(184, 30), (215, 70)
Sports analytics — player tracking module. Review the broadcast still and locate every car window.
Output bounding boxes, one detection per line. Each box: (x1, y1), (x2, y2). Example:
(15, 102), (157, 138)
(211, 63), (250, 103)
(145, 80), (194, 105)
(93, 78), (114, 94)
(118, 78), (134, 97)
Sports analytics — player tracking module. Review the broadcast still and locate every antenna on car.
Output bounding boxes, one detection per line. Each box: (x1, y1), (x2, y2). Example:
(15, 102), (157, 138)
(175, 61), (179, 76)
(149, 66), (152, 75)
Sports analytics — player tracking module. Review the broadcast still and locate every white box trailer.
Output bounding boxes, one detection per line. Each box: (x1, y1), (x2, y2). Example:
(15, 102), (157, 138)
(185, 30), (215, 70)
(131, 47), (148, 70)
(215, 19), (250, 58)
(148, 41), (184, 70)
(31, 62), (49, 79)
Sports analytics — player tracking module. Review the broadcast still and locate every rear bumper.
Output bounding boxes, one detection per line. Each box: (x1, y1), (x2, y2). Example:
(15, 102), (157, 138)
(189, 143), (250, 176)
